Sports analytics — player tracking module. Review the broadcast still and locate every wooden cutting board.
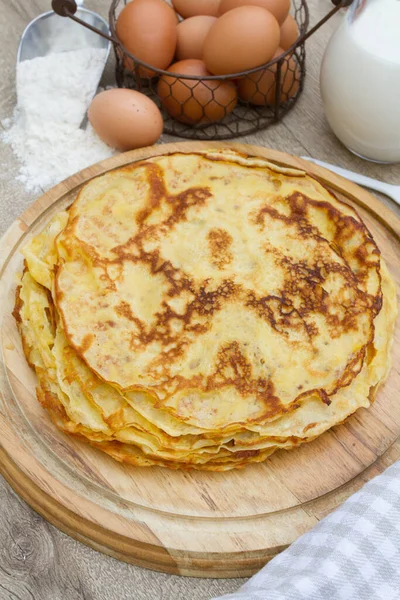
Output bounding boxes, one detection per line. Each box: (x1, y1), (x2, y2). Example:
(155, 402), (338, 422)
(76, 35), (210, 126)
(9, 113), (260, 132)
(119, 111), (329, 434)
(1, 142), (400, 578)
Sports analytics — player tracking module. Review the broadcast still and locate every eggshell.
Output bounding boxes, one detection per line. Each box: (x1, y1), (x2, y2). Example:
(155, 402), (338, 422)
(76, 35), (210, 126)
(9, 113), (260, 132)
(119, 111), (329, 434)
(218, 0), (290, 25)
(172, 0), (220, 18)
(203, 6), (280, 75)
(88, 89), (163, 150)
(280, 14), (299, 50)
(157, 59), (237, 124)
(116, 0), (177, 78)
(176, 16), (217, 60)
(238, 47), (300, 105)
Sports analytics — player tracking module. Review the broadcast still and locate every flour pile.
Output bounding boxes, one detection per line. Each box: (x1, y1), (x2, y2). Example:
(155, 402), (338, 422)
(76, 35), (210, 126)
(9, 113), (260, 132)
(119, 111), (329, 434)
(2, 48), (114, 193)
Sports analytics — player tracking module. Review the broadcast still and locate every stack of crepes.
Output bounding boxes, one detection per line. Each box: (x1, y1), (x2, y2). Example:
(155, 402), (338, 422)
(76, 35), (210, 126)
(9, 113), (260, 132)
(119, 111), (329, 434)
(14, 150), (397, 471)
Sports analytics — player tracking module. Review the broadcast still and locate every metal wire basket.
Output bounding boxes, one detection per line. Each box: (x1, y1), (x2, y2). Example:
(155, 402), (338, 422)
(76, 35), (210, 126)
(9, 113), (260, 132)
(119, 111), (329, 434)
(52, 0), (351, 140)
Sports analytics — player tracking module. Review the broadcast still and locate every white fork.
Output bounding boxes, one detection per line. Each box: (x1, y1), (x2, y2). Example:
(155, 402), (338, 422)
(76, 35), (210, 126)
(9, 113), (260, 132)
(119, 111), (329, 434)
(301, 157), (400, 206)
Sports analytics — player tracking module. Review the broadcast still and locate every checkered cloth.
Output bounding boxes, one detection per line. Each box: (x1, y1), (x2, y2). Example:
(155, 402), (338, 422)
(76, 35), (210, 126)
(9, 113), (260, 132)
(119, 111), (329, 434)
(213, 461), (400, 600)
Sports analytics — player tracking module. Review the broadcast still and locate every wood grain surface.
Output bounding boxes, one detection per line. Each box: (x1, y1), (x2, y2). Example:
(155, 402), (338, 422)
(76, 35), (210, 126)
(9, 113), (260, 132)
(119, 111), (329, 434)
(1, 1), (399, 599)
(1, 141), (400, 582)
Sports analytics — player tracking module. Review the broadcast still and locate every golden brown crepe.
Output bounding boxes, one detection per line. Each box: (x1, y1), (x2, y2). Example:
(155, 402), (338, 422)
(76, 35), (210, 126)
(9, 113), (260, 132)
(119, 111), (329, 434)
(13, 150), (397, 470)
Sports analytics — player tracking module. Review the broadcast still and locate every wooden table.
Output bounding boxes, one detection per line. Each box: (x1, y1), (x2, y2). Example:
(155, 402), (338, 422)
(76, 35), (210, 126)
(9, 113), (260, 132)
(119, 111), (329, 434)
(0, 1), (398, 599)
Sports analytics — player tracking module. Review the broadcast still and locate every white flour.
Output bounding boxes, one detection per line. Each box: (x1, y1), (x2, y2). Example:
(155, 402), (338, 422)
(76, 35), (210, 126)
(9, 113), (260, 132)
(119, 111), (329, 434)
(2, 47), (114, 193)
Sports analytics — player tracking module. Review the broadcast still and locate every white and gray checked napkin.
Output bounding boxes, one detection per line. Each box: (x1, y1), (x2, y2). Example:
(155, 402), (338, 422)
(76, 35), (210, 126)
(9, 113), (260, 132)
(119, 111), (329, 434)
(213, 461), (400, 600)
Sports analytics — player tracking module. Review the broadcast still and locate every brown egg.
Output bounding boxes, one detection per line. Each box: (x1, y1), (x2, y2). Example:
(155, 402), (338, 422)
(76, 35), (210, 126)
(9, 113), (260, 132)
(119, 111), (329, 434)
(203, 6), (280, 75)
(116, 0), (177, 78)
(88, 89), (164, 150)
(176, 16), (217, 60)
(238, 48), (300, 105)
(157, 59), (237, 124)
(172, 0), (220, 18)
(218, 0), (290, 24)
(280, 14), (299, 50)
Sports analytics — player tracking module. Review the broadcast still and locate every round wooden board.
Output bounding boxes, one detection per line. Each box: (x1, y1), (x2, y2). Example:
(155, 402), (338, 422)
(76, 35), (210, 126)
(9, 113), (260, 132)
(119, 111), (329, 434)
(1, 141), (400, 579)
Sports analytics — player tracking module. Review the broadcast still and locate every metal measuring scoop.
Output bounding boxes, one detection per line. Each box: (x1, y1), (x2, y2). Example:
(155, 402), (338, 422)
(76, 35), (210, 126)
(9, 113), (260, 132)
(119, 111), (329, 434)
(17, 0), (111, 63)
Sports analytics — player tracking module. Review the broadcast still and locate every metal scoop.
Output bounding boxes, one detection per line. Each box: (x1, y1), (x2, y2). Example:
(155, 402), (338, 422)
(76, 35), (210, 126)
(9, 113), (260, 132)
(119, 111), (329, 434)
(17, 0), (111, 63)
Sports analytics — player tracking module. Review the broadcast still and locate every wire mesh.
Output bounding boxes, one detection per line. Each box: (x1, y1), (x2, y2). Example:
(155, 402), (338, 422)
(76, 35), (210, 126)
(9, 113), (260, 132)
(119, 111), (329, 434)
(109, 0), (309, 140)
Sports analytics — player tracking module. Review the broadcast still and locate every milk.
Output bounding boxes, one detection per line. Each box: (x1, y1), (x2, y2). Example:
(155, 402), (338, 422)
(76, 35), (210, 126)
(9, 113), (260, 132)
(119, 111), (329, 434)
(320, 0), (400, 163)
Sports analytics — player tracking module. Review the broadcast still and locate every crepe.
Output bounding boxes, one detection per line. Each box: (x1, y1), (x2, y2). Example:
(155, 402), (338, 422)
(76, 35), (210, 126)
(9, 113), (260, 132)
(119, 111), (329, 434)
(13, 150), (397, 470)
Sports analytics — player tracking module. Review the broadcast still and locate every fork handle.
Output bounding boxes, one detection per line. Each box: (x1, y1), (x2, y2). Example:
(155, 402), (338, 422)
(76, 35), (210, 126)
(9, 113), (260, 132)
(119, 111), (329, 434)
(301, 157), (395, 200)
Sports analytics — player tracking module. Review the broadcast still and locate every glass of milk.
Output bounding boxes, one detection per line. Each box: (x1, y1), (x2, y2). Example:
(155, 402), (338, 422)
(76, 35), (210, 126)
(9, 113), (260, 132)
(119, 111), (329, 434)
(320, 0), (400, 164)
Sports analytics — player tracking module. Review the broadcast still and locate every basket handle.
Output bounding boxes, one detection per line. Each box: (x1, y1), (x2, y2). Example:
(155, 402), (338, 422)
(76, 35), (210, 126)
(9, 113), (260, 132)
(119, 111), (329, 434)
(295, 0), (353, 47)
(51, 0), (354, 53)
(51, 0), (116, 43)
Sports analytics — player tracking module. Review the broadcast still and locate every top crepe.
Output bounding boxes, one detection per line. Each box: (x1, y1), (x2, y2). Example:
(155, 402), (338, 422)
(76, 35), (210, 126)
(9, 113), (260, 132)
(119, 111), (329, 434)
(15, 149), (396, 470)
(56, 151), (383, 428)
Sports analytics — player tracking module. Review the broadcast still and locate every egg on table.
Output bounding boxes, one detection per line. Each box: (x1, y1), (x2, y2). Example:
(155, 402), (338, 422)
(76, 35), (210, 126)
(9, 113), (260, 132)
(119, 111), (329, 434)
(116, 0), (177, 77)
(176, 16), (217, 60)
(157, 59), (237, 124)
(218, 0), (290, 25)
(88, 89), (164, 150)
(172, 0), (220, 17)
(238, 47), (300, 105)
(203, 6), (280, 75)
